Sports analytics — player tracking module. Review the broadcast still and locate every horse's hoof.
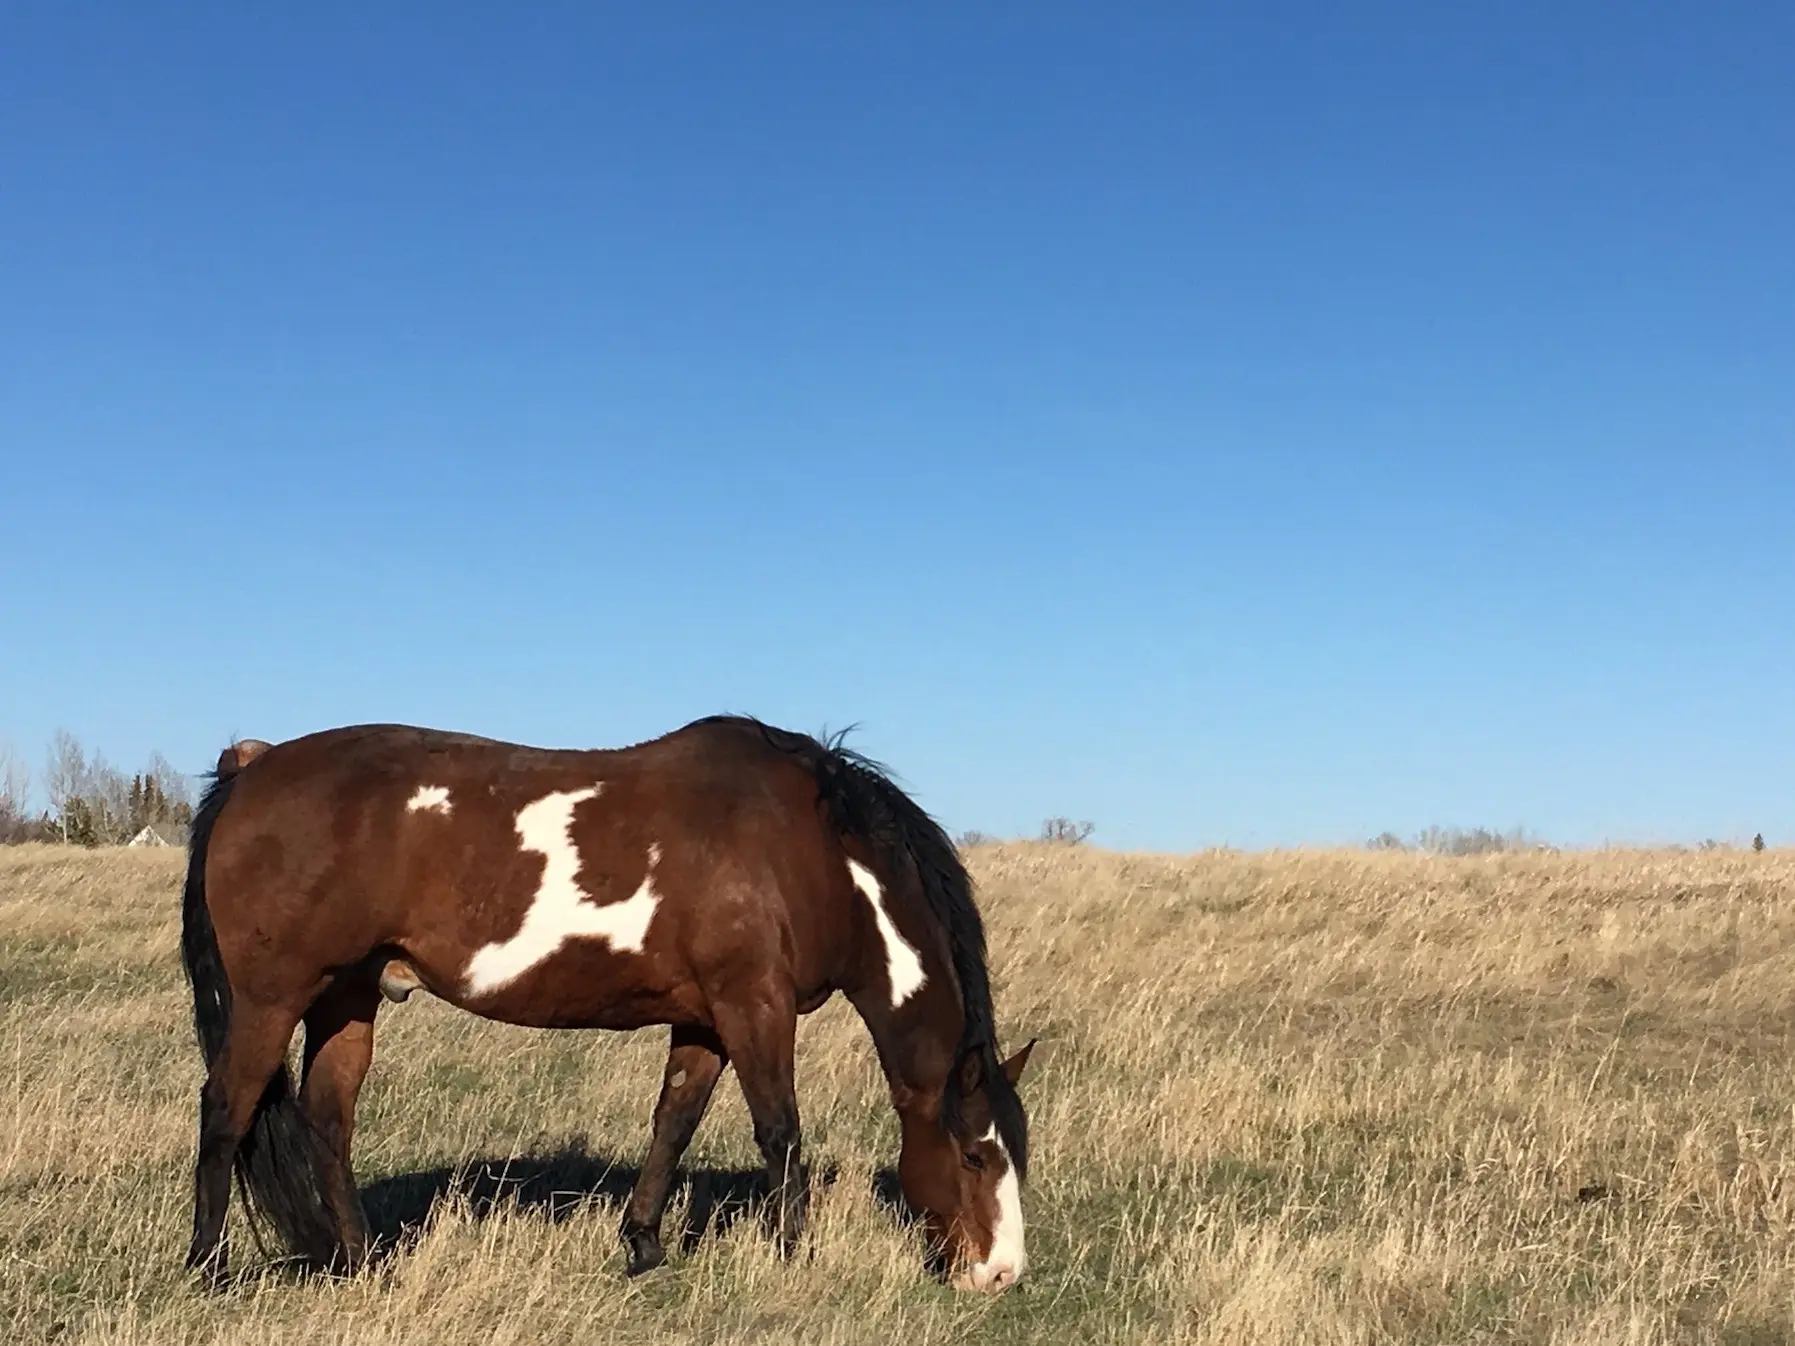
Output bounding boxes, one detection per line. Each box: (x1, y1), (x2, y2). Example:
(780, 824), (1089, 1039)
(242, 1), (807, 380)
(186, 1250), (230, 1293)
(623, 1231), (667, 1277)
(323, 1248), (369, 1280)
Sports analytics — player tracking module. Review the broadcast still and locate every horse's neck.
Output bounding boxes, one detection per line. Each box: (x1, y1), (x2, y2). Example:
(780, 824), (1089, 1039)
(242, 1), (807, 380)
(860, 981), (963, 1119)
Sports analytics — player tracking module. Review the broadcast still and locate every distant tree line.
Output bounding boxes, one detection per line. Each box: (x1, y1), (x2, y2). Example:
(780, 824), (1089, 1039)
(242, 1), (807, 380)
(0, 730), (194, 846)
(952, 818), (1097, 850)
(1367, 825), (1550, 856)
(1369, 826), (1771, 855)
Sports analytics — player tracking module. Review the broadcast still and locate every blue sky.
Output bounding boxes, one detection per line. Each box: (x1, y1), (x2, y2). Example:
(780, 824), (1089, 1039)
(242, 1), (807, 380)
(2, 3), (1790, 849)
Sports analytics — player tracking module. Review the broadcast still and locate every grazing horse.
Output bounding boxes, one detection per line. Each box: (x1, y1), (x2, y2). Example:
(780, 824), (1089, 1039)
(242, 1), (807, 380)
(180, 716), (1034, 1292)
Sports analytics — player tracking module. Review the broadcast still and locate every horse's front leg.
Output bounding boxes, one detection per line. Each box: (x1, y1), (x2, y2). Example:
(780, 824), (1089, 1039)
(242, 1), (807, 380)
(713, 988), (806, 1257)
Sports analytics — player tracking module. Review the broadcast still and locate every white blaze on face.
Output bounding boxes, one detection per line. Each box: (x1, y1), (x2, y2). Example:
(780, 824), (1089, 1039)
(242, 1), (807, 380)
(846, 858), (925, 1007)
(462, 786), (662, 996)
(965, 1125), (1026, 1293)
(407, 784), (452, 814)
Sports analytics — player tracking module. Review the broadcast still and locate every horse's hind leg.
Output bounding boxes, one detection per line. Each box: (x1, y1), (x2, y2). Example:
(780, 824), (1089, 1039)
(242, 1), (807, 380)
(712, 986), (806, 1258)
(187, 1000), (305, 1286)
(620, 1025), (728, 1276)
(299, 981), (381, 1271)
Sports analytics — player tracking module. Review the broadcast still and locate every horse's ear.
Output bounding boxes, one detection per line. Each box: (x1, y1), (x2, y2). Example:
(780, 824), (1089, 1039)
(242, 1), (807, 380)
(1000, 1038), (1037, 1086)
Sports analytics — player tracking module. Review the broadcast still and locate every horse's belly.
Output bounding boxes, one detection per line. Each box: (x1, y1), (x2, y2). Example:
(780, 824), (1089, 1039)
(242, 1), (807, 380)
(395, 938), (703, 1032)
(468, 990), (694, 1032)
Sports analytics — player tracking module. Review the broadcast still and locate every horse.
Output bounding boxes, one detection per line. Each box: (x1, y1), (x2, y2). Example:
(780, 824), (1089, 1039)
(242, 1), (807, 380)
(179, 715), (1035, 1293)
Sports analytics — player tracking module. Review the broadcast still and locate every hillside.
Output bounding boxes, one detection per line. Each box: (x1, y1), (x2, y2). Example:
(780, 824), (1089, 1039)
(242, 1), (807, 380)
(4, 842), (1793, 1344)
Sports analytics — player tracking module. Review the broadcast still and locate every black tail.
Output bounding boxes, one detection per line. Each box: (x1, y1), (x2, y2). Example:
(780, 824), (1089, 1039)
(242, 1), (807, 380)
(701, 715), (1029, 1179)
(181, 774), (238, 1067)
(182, 772), (343, 1268)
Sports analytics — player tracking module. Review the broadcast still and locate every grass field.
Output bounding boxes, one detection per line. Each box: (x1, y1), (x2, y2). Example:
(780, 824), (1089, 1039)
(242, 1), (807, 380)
(4, 841), (1795, 1344)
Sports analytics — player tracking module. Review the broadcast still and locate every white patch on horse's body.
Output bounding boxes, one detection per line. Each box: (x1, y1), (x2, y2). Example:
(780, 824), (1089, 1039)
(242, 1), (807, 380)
(462, 786), (661, 996)
(846, 857), (925, 1007)
(406, 784), (452, 814)
(966, 1125), (1026, 1293)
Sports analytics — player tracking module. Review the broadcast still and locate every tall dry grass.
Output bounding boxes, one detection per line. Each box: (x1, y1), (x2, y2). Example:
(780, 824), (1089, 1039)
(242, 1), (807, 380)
(3, 841), (1794, 1344)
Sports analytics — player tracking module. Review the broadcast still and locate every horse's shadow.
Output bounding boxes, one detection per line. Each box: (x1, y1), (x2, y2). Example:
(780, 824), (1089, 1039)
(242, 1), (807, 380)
(360, 1138), (911, 1260)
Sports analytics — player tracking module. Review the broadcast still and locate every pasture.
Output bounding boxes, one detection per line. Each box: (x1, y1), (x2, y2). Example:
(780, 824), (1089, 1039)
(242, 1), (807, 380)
(3, 841), (1794, 1344)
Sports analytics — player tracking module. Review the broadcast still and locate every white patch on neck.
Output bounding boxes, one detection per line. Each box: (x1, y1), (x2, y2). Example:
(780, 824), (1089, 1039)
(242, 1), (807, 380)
(406, 784), (452, 814)
(847, 858), (925, 1008)
(970, 1124), (1026, 1292)
(462, 786), (661, 996)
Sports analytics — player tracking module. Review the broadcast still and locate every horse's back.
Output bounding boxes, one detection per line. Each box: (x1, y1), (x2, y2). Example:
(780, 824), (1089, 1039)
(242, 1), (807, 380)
(230, 719), (809, 793)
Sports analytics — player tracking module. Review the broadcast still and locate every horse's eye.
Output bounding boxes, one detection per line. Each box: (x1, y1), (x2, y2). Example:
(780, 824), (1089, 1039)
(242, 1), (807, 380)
(962, 1150), (986, 1172)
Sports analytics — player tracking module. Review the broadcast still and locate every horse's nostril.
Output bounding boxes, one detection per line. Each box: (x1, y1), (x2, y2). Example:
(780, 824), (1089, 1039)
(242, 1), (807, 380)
(955, 1262), (1022, 1293)
(978, 1265), (1017, 1293)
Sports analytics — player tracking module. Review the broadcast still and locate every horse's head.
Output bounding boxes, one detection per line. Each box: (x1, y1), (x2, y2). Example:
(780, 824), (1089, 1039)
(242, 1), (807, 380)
(897, 1039), (1035, 1293)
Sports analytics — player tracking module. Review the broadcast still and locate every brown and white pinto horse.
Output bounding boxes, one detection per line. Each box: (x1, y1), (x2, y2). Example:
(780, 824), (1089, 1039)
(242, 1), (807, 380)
(180, 716), (1034, 1292)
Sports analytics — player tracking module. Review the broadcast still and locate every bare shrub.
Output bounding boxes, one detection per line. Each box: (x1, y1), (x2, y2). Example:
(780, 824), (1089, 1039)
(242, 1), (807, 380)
(1413, 824), (1541, 856)
(0, 743), (30, 843)
(42, 729), (85, 844)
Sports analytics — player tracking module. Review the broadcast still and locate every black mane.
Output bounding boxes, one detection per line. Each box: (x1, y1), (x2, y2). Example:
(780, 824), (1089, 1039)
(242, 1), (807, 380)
(692, 714), (1029, 1179)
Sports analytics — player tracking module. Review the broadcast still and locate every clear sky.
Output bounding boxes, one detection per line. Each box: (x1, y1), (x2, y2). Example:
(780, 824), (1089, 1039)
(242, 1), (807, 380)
(2, 3), (1790, 850)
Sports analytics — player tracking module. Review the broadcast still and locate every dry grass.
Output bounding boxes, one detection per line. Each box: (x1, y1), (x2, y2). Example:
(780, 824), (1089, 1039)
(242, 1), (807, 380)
(4, 841), (1795, 1344)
